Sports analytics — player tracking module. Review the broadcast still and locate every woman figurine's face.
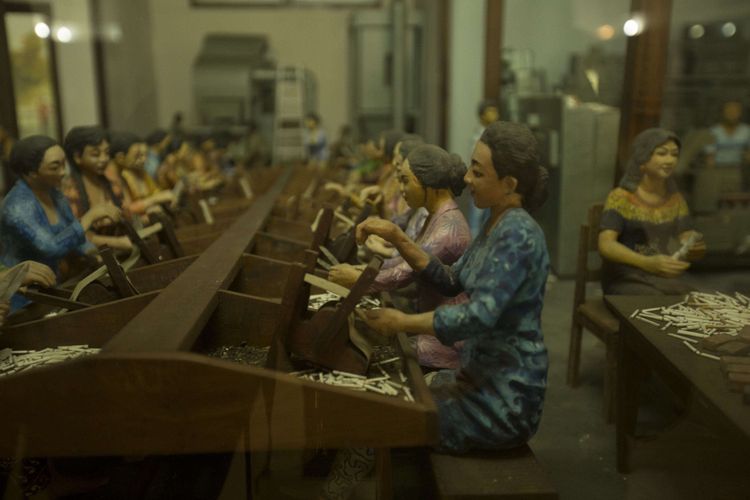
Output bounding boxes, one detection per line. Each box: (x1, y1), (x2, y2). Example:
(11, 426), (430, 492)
(76, 139), (110, 175)
(124, 143), (147, 171)
(28, 145), (66, 189)
(398, 159), (425, 209)
(640, 140), (679, 181)
(464, 141), (514, 209)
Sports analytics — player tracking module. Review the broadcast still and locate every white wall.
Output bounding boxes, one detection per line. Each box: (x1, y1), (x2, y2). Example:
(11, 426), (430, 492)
(98, 0), (160, 133)
(447, 0), (485, 160)
(49, 0), (100, 131)
(147, 0), (353, 135)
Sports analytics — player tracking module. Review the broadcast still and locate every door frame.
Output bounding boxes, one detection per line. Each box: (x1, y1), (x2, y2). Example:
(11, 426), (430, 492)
(0, 1), (65, 141)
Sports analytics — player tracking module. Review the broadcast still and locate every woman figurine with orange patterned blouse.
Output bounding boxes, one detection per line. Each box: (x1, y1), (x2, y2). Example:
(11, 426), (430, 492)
(109, 131), (174, 217)
(599, 128), (706, 295)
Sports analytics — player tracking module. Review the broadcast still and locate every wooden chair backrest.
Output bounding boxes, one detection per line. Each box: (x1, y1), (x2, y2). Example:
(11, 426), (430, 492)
(573, 203), (604, 309)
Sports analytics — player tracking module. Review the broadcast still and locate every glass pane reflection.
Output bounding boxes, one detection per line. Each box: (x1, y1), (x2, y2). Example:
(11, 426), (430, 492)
(5, 11), (59, 138)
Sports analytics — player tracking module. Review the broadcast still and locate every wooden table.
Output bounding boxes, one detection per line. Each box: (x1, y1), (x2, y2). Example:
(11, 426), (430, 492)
(606, 295), (750, 473)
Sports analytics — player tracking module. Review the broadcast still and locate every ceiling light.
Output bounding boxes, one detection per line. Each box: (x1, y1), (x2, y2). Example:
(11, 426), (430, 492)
(34, 22), (50, 39)
(55, 26), (73, 43)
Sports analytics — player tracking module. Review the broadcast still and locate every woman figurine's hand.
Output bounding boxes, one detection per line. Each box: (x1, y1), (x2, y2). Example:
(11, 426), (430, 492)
(328, 264), (362, 288)
(82, 203), (122, 230)
(97, 203), (122, 223)
(644, 255), (690, 278)
(356, 217), (400, 245)
(360, 185), (382, 201)
(19, 261), (56, 288)
(365, 235), (395, 258)
(357, 308), (405, 337)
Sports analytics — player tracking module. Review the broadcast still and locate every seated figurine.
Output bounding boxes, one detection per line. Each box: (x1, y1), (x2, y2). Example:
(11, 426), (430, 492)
(0, 135), (119, 310)
(704, 100), (750, 170)
(303, 112), (329, 164)
(599, 128), (706, 295)
(363, 138), (427, 259)
(318, 122), (551, 499)
(144, 129), (171, 179)
(329, 144), (471, 369)
(62, 126), (130, 251)
(109, 131), (174, 216)
(156, 138), (190, 189)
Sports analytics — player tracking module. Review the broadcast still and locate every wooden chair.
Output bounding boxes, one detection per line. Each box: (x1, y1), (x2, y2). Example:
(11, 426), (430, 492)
(566, 203), (620, 422)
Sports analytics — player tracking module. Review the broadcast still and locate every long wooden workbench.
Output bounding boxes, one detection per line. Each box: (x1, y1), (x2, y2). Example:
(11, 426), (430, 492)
(0, 165), (438, 466)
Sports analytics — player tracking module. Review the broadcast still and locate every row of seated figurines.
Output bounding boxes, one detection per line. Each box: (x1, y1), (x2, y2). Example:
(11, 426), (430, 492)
(0, 126), (238, 320)
(324, 126), (706, 369)
(0, 122), (706, 499)
(295, 124), (705, 500)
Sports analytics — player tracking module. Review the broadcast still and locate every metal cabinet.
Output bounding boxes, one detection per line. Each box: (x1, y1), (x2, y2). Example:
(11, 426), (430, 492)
(519, 94), (619, 277)
(349, 7), (424, 140)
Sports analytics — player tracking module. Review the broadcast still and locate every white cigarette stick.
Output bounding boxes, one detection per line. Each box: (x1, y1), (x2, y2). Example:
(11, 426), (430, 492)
(683, 340), (699, 354)
(636, 316), (660, 326)
(697, 351), (720, 361)
(376, 357), (400, 365)
(667, 333), (698, 343)
(332, 370), (366, 379)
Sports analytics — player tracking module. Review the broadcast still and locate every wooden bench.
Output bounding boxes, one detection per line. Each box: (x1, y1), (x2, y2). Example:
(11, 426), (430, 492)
(430, 445), (558, 499)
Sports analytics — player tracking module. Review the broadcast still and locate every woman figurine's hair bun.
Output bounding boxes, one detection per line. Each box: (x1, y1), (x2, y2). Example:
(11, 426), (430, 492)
(447, 153), (467, 196)
(525, 166), (549, 212)
(406, 145), (466, 196)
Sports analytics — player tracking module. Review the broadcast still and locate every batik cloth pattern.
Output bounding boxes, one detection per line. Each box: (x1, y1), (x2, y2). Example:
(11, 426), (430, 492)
(372, 200), (471, 369)
(0, 180), (94, 310)
(419, 208), (549, 453)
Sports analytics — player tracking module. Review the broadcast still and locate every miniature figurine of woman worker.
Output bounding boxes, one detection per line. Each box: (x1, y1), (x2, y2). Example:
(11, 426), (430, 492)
(62, 126), (130, 250)
(319, 121), (550, 499)
(329, 144), (471, 369)
(109, 131), (174, 217)
(304, 112), (329, 164)
(0, 135), (120, 311)
(599, 128), (706, 295)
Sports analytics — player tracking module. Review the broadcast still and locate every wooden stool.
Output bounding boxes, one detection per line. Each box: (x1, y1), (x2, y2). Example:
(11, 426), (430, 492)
(429, 445), (558, 499)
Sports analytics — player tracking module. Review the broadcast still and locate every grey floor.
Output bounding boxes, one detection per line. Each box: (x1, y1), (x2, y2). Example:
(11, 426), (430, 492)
(531, 273), (750, 500)
(215, 271), (750, 500)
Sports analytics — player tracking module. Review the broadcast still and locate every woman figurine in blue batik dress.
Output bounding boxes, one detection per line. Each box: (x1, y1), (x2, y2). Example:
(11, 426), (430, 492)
(0, 135), (120, 311)
(319, 122), (551, 500)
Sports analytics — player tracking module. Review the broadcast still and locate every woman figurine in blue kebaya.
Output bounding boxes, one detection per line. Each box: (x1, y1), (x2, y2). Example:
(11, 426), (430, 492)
(0, 135), (119, 311)
(320, 122), (551, 500)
